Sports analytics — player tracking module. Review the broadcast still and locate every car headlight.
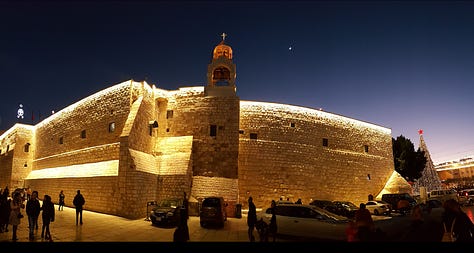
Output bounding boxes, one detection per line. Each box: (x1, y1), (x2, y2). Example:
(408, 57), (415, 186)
(150, 210), (155, 215)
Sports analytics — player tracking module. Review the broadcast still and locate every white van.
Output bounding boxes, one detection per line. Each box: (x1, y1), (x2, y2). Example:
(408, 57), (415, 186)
(429, 189), (458, 203)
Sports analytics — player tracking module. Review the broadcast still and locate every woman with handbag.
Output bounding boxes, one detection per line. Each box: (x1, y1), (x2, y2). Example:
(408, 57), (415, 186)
(9, 191), (25, 241)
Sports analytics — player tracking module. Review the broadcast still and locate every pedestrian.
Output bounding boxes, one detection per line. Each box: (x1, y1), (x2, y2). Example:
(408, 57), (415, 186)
(442, 199), (474, 242)
(173, 192), (190, 242)
(0, 187), (10, 233)
(268, 200), (277, 242)
(9, 191), (25, 241)
(73, 190), (85, 225)
(26, 190), (41, 240)
(26, 187), (32, 201)
(41, 194), (55, 242)
(247, 196), (257, 242)
(295, 198), (302, 204)
(58, 190), (65, 211)
(354, 203), (375, 241)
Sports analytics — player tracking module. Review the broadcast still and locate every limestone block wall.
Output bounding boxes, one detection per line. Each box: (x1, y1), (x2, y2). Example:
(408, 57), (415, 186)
(161, 88), (240, 202)
(34, 81), (132, 164)
(238, 101), (394, 209)
(154, 136), (193, 201)
(27, 177), (118, 214)
(0, 124), (35, 189)
(0, 153), (13, 189)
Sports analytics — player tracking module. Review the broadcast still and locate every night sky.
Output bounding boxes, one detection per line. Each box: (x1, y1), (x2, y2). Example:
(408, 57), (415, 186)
(1, 1), (474, 164)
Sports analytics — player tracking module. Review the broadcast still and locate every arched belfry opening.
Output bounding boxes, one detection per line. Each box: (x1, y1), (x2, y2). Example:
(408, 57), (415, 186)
(206, 33), (237, 96)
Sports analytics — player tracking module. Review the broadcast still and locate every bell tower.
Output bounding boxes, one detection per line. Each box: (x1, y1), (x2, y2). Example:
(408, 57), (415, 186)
(205, 33), (237, 96)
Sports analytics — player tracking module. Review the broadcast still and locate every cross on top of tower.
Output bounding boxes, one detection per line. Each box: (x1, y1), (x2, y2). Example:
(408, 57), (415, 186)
(221, 32), (227, 41)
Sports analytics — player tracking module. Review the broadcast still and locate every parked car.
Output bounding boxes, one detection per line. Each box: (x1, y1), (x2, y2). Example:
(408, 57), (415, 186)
(150, 198), (184, 227)
(365, 201), (390, 215)
(199, 196), (227, 228)
(381, 193), (417, 213)
(429, 189), (458, 203)
(331, 201), (359, 218)
(457, 189), (474, 206)
(256, 203), (349, 241)
(309, 199), (337, 213)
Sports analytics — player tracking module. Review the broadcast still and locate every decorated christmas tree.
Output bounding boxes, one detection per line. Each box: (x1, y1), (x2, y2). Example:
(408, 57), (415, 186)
(412, 129), (443, 196)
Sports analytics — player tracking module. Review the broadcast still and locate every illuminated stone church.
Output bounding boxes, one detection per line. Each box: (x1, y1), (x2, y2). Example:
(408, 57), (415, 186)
(0, 36), (406, 219)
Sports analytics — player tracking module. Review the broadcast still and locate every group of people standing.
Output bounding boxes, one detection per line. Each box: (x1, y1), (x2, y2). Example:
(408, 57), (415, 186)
(0, 187), (86, 242)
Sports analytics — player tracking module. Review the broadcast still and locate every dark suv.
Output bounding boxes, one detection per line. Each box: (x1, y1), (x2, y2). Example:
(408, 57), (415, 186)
(150, 198), (184, 227)
(200, 196), (227, 228)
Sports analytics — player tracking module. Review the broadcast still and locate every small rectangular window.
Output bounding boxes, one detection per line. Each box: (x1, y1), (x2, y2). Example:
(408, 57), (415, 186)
(239, 130), (244, 134)
(322, 138), (328, 147)
(81, 130), (86, 139)
(250, 133), (258, 139)
(59, 137), (63, 144)
(364, 145), (369, 153)
(24, 143), (30, 152)
(109, 122), (115, 133)
(167, 110), (174, 119)
(210, 125), (217, 137)
(290, 122), (295, 128)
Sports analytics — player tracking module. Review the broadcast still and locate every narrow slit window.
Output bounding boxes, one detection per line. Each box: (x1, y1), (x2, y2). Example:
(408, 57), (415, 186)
(210, 125), (217, 137)
(322, 138), (328, 147)
(59, 137), (63, 144)
(166, 110), (174, 119)
(290, 122), (295, 128)
(24, 143), (30, 152)
(81, 130), (86, 139)
(364, 145), (369, 153)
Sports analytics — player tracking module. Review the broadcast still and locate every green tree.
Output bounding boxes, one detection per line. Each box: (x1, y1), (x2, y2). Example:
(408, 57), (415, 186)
(392, 135), (427, 182)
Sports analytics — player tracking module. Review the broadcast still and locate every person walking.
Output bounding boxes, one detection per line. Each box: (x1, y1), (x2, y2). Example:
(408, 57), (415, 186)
(41, 194), (55, 242)
(73, 190), (85, 225)
(247, 196), (257, 242)
(268, 200), (277, 242)
(58, 190), (65, 211)
(9, 191), (25, 241)
(26, 190), (41, 240)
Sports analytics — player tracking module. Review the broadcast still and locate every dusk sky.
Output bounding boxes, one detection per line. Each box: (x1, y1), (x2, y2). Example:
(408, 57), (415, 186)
(1, 1), (474, 164)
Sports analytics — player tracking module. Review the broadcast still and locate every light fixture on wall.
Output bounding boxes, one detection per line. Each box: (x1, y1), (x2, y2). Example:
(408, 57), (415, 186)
(149, 120), (158, 128)
(149, 120), (158, 136)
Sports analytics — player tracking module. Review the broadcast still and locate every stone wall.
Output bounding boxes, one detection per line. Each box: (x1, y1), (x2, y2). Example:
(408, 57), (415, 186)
(238, 101), (394, 209)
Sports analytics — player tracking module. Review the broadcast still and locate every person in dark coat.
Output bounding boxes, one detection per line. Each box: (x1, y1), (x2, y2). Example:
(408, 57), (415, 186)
(443, 199), (474, 242)
(41, 194), (55, 242)
(26, 190), (41, 240)
(0, 187), (11, 233)
(268, 200), (277, 242)
(73, 190), (85, 225)
(247, 196), (257, 242)
(173, 191), (190, 242)
(58, 190), (65, 211)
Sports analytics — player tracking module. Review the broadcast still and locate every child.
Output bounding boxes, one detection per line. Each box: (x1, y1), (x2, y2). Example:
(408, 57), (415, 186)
(41, 195), (55, 242)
